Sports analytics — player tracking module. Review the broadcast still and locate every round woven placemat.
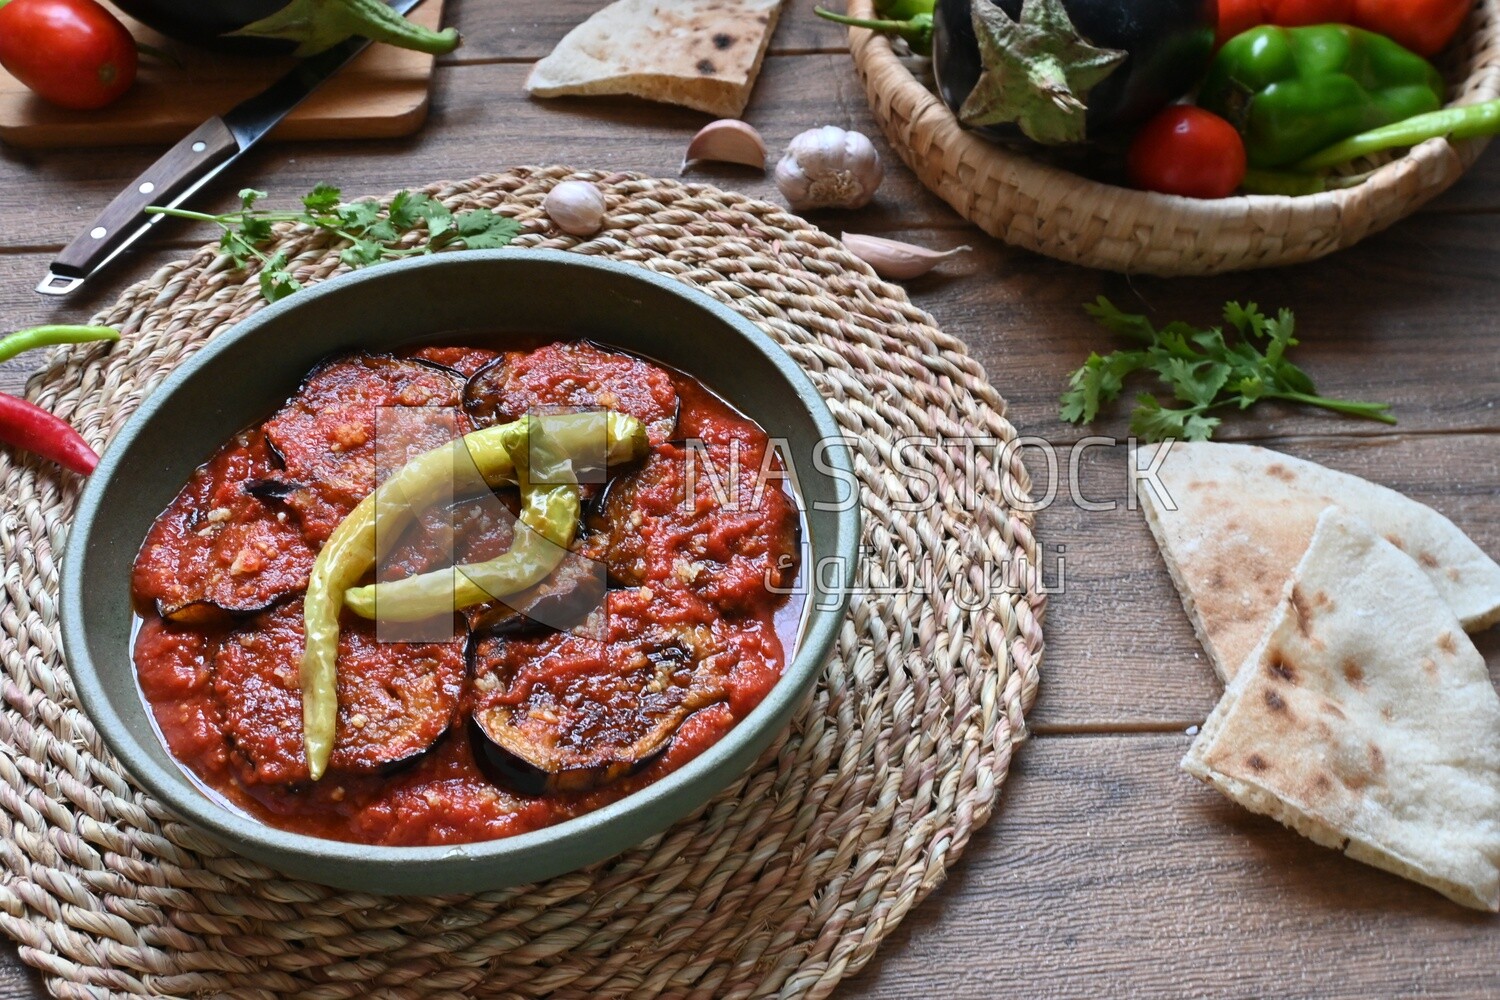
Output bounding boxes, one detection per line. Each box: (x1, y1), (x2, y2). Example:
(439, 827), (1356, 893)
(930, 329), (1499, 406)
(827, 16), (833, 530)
(0, 166), (1043, 1000)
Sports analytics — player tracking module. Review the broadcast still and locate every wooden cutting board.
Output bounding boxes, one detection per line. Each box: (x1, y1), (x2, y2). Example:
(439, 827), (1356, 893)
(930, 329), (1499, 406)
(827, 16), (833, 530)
(0, 0), (446, 149)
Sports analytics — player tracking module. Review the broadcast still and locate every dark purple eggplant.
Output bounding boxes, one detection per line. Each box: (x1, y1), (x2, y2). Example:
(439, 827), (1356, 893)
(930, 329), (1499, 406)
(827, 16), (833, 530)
(113, 0), (285, 51)
(933, 0), (1216, 145)
(111, 0), (457, 57)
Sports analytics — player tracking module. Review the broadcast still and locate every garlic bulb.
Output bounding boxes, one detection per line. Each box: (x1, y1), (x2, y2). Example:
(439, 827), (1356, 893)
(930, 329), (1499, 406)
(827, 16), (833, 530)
(775, 126), (884, 210)
(543, 180), (606, 236)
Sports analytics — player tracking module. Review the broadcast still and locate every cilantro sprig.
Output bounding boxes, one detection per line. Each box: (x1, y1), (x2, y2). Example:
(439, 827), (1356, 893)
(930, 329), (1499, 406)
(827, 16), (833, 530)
(147, 184), (522, 302)
(1060, 298), (1395, 442)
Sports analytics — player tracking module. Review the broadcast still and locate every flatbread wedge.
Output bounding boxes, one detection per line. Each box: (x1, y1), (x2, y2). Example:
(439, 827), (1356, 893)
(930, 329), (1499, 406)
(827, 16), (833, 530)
(525, 0), (784, 118)
(1183, 508), (1500, 911)
(1137, 441), (1500, 682)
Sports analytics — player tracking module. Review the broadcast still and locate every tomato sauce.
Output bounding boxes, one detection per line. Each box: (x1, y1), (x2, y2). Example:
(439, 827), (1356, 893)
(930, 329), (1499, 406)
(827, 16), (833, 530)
(131, 342), (803, 846)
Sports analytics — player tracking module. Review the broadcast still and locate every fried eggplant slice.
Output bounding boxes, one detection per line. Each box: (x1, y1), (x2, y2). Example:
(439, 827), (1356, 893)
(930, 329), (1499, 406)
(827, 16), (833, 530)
(593, 436), (800, 610)
(214, 600), (466, 784)
(463, 341), (679, 444)
(469, 590), (725, 796)
(132, 616), (231, 770)
(375, 488), (607, 631)
(262, 354), (468, 543)
(407, 345), (501, 378)
(132, 431), (315, 622)
(377, 492), (519, 584)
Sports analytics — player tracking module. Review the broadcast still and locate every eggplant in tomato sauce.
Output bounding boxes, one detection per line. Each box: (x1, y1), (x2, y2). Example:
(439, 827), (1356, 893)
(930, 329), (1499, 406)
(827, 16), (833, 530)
(132, 430), (315, 623)
(214, 599), (467, 784)
(130, 341), (802, 846)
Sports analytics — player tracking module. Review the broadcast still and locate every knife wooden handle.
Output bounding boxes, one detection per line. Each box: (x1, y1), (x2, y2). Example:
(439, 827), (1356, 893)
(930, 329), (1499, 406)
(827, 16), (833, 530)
(52, 117), (240, 278)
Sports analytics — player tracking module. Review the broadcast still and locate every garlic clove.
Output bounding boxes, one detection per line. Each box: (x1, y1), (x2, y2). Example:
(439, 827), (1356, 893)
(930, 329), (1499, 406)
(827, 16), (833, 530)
(841, 233), (971, 280)
(776, 125), (884, 211)
(681, 120), (768, 173)
(543, 180), (607, 237)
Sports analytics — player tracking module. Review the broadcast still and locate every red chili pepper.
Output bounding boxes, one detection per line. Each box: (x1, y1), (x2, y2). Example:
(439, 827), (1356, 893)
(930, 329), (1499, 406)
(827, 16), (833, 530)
(0, 393), (99, 475)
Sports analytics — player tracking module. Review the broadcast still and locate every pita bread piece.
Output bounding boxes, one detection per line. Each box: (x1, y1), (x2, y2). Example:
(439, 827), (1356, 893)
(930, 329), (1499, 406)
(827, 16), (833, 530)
(1183, 508), (1500, 911)
(526, 0), (784, 118)
(1138, 441), (1500, 682)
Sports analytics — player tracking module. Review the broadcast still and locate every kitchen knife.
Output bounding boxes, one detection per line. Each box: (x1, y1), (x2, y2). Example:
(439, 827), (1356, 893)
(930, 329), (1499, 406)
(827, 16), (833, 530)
(36, 0), (429, 296)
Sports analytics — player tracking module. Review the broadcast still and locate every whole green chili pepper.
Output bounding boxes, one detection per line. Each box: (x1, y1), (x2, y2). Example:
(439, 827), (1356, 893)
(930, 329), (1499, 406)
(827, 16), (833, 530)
(298, 409), (647, 779)
(1198, 25), (1445, 169)
(1296, 100), (1500, 171)
(814, 6), (934, 55)
(0, 325), (118, 365)
(342, 417), (581, 622)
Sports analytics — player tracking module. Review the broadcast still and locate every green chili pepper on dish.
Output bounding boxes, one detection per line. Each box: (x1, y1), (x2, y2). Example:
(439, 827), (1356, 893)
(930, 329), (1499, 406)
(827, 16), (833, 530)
(0, 325), (118, 365)
(1198, 25), (1445, 169)
(342, 416), (581, 622)
(298, 409), (648, 780)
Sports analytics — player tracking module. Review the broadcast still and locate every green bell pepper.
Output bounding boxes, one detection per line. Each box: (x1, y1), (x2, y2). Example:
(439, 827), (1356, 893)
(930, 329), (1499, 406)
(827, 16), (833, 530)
(1198, 25), (1445, 169)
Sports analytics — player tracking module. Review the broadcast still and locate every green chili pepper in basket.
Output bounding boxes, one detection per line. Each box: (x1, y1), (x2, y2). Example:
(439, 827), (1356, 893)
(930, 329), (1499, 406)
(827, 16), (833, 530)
(1295, 100), (1500, 171)
(0, 325), (118, 365)
(1198, 25), (1445, 169)
(814, 6), (934, 55)
(298, 409), (648, 780)
(342, 416), (581, 622)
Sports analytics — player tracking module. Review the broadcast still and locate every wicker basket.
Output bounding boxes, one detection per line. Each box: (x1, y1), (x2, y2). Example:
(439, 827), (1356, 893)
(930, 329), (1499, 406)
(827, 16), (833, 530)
(847, 0), (1500, 275)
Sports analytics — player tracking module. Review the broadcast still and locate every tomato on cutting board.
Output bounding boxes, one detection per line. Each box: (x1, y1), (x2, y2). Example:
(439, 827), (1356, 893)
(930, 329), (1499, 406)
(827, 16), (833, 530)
(0, 0), (138, 110)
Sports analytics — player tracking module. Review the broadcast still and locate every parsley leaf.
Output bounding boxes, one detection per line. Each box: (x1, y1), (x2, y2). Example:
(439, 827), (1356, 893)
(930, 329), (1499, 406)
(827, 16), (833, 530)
(301, 183), (341, 214)
(258, 251), (300, 303)
(453, 211), (522, 249)
(148, 184), (522, 301)
(1059, 298), (1396, 442)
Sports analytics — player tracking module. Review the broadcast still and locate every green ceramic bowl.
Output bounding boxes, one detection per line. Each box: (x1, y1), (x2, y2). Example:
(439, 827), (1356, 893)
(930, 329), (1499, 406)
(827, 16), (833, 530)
(61, 250), (859, 894)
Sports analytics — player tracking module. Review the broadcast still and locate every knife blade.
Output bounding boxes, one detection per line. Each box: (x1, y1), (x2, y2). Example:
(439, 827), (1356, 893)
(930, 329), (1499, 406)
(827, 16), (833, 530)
(37, 0), (428, 296)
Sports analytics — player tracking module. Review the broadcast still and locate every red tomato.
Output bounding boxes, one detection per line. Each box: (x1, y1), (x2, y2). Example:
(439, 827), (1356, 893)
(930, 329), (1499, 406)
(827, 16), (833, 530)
(1263, 0), (1355, 27)
(1216, 0), (1268, 48)
(0, 0), (138, 110)
(1352, 0), (1469, 56)
(1216, 0), (1355, 47)
(1128, 107), (1248, 200)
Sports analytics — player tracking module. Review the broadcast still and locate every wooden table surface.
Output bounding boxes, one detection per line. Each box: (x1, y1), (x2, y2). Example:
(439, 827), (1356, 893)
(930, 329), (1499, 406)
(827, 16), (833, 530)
(1, 2), (1497, 996)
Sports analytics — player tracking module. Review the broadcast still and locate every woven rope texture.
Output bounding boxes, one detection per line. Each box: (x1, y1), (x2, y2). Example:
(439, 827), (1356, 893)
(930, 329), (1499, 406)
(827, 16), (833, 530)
(0, 168), (1044, 1000)
(848, 0), (1500, 275)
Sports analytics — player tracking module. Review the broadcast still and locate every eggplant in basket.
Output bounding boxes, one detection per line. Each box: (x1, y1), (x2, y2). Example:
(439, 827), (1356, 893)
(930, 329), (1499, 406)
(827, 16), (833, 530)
(932, 0), (1216, 145)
